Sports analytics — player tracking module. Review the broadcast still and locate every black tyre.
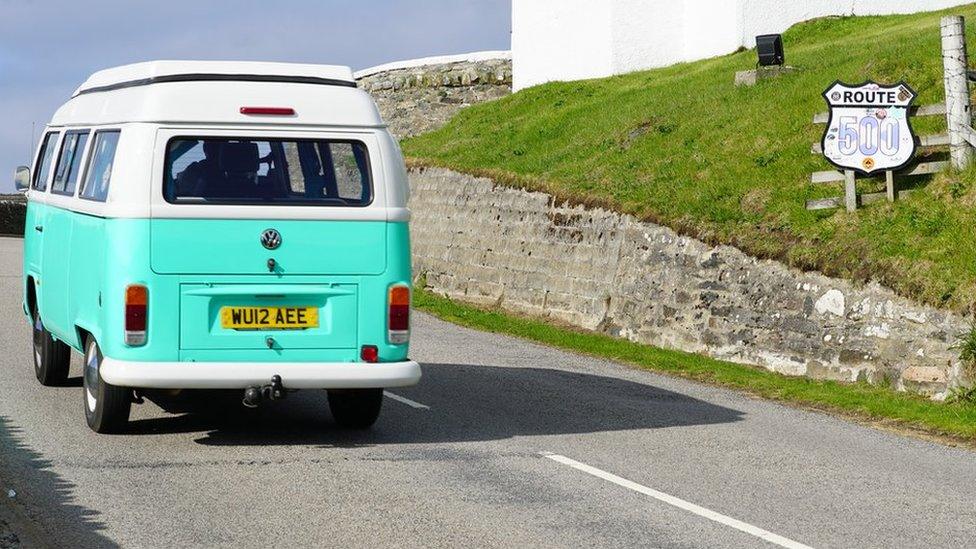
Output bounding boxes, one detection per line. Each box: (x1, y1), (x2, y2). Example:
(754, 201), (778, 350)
(327, 389), (383, 429)
(83, 336), (131, 434)
(31, 301), (70, 386)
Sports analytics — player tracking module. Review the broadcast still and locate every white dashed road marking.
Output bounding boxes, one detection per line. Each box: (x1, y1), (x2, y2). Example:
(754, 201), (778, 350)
(542, 453), (814, 549)
(383, 391), (430, 409)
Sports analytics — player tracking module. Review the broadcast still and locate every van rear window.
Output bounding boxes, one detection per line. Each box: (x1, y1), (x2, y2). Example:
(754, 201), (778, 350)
(163, 138), (372, 206)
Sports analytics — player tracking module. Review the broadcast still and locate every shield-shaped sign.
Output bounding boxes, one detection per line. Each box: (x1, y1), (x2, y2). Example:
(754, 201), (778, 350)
(821, 81), (918, 175)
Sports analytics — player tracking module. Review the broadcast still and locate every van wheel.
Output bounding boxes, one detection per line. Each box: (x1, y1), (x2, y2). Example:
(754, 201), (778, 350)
(83, 337), (131, 433)
(31, 301), (70, 386)
(327, 389), (383, 429)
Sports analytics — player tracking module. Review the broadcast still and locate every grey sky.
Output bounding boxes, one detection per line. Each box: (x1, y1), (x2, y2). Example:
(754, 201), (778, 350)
(0, 0), (511, 192)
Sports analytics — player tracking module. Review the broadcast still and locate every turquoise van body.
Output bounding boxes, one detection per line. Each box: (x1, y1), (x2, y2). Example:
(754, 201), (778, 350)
(23, 207), (411, 364)
(19, 61), (419, 432)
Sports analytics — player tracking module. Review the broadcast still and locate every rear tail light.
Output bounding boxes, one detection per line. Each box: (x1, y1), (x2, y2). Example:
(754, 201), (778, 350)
(125, 284), (147, 346)
(361, 345), (379, 363)
(388, 284), (410, 344)
(239, 106), (295, 115)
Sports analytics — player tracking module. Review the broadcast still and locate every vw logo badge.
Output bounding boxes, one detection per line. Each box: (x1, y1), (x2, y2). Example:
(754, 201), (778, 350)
(260, 229), (282, 250)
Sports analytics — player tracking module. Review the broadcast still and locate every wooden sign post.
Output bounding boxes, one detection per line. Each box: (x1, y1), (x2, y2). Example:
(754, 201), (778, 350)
(942, 15), (973, 170)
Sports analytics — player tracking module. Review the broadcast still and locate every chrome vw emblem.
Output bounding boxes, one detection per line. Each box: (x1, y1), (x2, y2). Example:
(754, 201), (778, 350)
(260, 229), (281, 250)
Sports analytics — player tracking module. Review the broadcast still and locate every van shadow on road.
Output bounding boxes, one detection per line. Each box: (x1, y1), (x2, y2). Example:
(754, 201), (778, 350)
(124, 363), (744, 447)
(0, 415), (116, 548)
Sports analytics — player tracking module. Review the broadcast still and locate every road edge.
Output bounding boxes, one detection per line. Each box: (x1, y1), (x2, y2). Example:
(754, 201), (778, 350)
(0, 491), (52, 549)
(414, 288), (976, 450)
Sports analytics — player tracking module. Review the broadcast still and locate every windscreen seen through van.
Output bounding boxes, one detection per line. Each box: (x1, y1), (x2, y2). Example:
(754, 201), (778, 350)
(164, 138), (372, 206)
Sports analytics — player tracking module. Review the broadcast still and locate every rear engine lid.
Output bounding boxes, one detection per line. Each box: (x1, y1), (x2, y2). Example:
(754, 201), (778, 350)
(150, 219), (386, 275)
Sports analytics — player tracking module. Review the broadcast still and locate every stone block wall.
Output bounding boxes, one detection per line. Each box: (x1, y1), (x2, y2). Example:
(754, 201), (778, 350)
(409, 167), (969, 397)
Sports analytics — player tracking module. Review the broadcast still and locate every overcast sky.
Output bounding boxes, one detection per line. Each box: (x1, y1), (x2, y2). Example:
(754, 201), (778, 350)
(0, 0), (511, 192)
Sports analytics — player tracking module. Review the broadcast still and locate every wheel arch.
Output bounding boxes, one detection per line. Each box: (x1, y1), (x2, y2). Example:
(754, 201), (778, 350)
(75, 324), (100, 353)
(25, 275), (37, 320)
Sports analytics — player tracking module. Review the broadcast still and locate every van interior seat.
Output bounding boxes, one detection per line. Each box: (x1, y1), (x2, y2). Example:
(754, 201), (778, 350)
(212, 142), (260, 198)
(219, 142), (260, 174)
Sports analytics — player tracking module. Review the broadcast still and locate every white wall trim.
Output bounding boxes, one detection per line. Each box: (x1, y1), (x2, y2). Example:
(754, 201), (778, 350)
(354, 50), (512, 80)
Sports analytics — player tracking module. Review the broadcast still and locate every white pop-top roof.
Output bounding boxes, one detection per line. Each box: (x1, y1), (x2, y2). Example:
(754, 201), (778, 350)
(74, 60), (356, 96)
(52, 60), (381, 128)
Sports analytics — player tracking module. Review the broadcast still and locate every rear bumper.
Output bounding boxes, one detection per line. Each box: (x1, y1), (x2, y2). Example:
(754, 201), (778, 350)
(99, 357), (421, 390)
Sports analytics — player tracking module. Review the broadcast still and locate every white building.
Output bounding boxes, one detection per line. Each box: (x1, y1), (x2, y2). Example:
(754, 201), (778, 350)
(512, 0), (971, 91)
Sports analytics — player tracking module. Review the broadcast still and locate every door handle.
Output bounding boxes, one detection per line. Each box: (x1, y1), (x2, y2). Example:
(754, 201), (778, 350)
(34, 225), (43, 233)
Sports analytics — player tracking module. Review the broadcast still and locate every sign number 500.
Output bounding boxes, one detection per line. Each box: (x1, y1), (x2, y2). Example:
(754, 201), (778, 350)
(837, 115), (901, 157)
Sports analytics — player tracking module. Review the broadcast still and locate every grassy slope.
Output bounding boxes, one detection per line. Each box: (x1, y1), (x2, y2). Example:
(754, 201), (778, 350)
(415, 289), (976, 444)
(404, 6), (976, 312)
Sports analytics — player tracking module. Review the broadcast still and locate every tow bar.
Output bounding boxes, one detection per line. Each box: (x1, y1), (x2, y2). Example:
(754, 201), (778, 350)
(242, 375), (286, 408)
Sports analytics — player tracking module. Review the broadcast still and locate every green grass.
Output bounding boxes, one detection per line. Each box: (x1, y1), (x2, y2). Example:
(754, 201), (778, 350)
(415, 288), (976, 443)
(405, 5), (976, 312)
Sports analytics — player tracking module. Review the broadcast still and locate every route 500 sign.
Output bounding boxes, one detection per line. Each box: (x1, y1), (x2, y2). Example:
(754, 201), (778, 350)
(821, 81), (918, 174)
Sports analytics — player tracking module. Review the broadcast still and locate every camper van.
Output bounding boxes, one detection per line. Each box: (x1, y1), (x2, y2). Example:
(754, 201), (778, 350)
(14, 61), (420, 433)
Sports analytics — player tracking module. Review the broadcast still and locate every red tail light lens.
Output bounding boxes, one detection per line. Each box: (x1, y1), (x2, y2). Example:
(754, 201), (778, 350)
(125, 284), (147, 346)
(361, 345), (379, 363)
(388, 285), (410, 344)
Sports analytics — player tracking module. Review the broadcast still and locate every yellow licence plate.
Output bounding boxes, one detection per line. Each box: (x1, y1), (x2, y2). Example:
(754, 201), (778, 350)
(220, 306), (319, 330)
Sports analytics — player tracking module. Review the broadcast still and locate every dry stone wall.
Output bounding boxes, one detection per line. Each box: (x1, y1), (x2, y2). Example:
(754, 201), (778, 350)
(357, 57), (511, 138)
(409, 167), (968, 398)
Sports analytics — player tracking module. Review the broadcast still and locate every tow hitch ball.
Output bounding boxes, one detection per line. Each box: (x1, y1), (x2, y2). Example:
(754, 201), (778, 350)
(242, 375), (286, 408)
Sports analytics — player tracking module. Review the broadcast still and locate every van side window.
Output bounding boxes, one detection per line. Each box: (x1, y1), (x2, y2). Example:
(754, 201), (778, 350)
(32, 132), (60, 191)
(79, 131), (120, 202)
(164, 137), (372, 206)
(51, 130), (90, 196)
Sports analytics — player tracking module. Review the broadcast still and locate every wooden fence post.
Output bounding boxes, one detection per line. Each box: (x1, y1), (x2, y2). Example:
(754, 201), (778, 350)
(844, 170), (857, 212)
(885, 170), (896, 202)
(942, 15), (973, 170)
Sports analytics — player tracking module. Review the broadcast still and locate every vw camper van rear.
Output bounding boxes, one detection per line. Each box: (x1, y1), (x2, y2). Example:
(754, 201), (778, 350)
(18, 61), (420, 433)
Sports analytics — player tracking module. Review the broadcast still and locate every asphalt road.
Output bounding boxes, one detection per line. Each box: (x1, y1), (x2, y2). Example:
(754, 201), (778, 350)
(0, 236), (974, 548)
